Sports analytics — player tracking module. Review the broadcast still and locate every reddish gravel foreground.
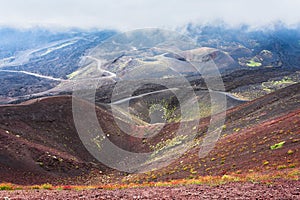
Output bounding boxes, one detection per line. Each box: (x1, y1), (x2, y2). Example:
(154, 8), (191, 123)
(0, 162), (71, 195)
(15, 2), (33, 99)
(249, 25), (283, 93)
(0, 180), (299, 200)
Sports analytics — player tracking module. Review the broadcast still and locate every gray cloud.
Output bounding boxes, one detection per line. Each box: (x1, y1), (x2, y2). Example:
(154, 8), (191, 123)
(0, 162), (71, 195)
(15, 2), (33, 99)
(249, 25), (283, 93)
(0, 0), (299, 30)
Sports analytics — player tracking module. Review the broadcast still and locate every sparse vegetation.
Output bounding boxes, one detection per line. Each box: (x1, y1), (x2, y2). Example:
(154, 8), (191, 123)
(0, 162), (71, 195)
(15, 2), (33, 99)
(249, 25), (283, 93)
(246, 60), (262, 67)
(277, 165), (287, 170)
(287, 149), (294, 155)
(0, 183), (14, 190)
(263, 161), (269, 165)
(270, 141), (285, 150)
(1, 24), (300, 200)
(41, 183), (53, 190)
(0, 168), (299, 191)
(262, 76), (297, 93)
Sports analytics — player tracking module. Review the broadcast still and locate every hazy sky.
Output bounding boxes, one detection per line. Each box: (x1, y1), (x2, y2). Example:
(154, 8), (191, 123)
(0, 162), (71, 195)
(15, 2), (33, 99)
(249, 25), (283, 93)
(0, 0), (299, 30)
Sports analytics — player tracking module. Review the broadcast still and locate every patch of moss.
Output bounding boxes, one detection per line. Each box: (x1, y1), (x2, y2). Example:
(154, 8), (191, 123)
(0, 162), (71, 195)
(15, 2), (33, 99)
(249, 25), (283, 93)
(246, 60), (262, 67)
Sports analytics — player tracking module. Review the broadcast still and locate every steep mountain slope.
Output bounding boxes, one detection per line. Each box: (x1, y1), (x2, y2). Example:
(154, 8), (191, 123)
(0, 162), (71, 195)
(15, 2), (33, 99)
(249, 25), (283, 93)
(0, 96), (113, 185)
(0, 82), (299, 185)
(125, 83), (300, 183)
(0, 29), (116, 102)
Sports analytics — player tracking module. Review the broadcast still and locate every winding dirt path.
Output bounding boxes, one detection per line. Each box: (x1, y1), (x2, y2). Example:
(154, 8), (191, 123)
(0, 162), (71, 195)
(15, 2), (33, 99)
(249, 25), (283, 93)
(0, 69), (65, 82)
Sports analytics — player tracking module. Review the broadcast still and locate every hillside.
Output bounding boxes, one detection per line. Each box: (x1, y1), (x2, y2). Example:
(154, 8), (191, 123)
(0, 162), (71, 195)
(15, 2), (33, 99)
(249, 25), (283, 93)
(1, 26), (300, 105)
(0, 83), (299, 186)
(124, 83), (300, 182)
(0, 96), (114, 185)
(0, 26), (300, 200)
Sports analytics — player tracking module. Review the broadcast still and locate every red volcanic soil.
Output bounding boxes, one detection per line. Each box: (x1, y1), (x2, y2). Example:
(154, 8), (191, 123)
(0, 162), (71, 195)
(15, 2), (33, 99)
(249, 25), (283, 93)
(0, 82), (299, 200)
(0, 180), (299, 199)
(0, 96), (115, 185)
(127, 83), (300, 182)
(124, 108), (300, 183)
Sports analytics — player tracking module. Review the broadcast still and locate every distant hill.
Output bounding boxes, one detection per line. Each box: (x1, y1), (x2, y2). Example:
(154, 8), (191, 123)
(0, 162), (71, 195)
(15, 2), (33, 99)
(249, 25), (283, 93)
(1, 26), (300, 104)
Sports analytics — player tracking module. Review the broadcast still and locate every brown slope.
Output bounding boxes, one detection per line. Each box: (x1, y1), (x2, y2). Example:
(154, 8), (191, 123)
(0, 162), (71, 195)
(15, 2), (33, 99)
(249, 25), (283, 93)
(0, 96), (128, 185)
(126, 109), (300, 183)
(0, 96), (105, 185)
(126, 83), (300, 182)
(0, 95), (157, 185)
(224, 82), (300, 132)
(0, 96), (97, 162)
(0, 128), (92, 185)
(0, 83), (299, 185)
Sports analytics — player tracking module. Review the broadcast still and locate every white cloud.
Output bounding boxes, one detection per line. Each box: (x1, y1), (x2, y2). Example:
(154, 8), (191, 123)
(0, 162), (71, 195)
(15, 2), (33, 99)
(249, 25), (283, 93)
(0, 0), (299, 30)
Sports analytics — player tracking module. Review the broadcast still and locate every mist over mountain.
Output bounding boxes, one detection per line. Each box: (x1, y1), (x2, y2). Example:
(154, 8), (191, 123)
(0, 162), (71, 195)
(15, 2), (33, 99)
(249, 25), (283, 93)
(0, 20), (300, 199)
(0, 23), (299, 104)
(0, 0), (300, 198)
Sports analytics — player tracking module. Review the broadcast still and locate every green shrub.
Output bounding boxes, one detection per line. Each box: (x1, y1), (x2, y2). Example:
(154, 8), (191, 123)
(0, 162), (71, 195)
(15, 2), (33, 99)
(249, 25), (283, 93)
(287, 150), (294, 155)
(41, 183), (53, 190)
(288, 164), (296, 168)
(0, 184), (13, 190)
(246, 60), (262, 67)
(270, 141), (285, 150)
(263, 161), (269, 165)
(277, 165), (287, 170)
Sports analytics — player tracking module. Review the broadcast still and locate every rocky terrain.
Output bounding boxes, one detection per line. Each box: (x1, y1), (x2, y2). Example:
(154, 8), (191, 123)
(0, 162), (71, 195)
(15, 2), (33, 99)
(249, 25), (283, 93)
(0, 25), (299, 199)
(1, 180), (300, 199)
(1, 26), (300, 104)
